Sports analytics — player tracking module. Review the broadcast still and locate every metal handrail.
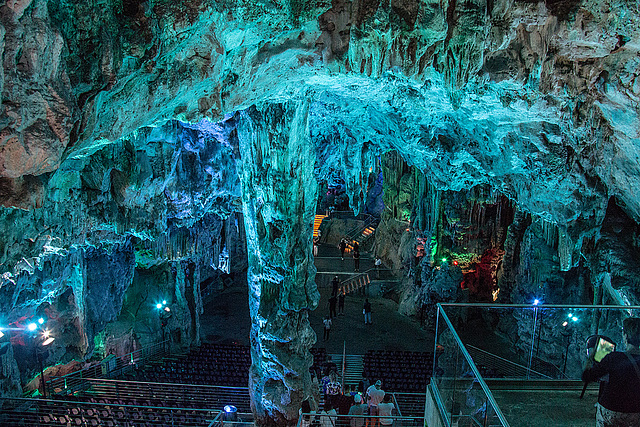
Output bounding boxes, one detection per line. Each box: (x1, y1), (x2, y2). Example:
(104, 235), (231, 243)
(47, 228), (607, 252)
(66, 378), (251, 411)
(345, 214), (378, 243)
(434, 303), (510, 426)
(440, 303), (640, 309)
(46, 340), (169, 394)
(465, 345), (551, 379)
(0, 396), (220, 426)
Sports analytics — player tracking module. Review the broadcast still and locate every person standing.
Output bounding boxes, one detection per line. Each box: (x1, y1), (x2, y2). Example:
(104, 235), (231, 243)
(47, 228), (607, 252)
(323, 316), (332, 341)
(353, 249), (360, 272)
(339, 238), (347, 261)
(348, 394), (368, 427)
(332, 275), (340, 297)
(363, 299), (372, 325)
(582, 317), (640, 426)
(366, 380), (385, 427)
(378, 394), (394, 427)
(374, 257), (382, 279)
(338, 290), (346, 315)
(320, 401), (337, 427)
(329, 294), (338, 318)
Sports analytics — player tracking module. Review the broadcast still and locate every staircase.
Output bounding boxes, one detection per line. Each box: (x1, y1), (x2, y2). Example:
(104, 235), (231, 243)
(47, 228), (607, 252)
(340, 273), (370, 295)
(314, 214), (327, 238)
(329, 354), (364, 386)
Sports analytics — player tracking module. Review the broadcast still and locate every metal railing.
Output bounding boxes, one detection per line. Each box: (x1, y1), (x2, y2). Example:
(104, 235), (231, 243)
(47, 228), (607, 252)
(68, 378), (251, 412)
(296, 412), (424, 427)
(208, 410), (255, 427)
(0, 396), (219, 426)
(46, 340), (169, 396)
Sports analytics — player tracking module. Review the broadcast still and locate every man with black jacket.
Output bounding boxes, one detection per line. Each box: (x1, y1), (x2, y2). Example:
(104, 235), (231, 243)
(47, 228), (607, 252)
(582, 317), (640, 426)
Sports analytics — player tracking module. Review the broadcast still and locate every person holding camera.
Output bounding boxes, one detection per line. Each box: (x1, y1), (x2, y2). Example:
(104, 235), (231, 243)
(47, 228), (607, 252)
(582, 317), (640, 426)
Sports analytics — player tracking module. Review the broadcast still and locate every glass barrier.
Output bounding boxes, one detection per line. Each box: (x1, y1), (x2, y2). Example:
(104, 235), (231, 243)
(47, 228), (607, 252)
(432, 303), (640, 427)
(432, 305), (508, 427)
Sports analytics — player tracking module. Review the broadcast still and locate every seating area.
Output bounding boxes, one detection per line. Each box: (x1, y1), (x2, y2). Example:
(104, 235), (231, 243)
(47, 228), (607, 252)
(130, 343), (251, 387)
(362, 350), (432, 392)
(0, 397), (218, 426)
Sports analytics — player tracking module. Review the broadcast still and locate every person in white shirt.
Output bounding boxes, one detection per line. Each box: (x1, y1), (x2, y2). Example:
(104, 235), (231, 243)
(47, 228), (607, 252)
(366, 380), (385, 427)
(378, 394), (394, 426)
(319, 401), (337, 427)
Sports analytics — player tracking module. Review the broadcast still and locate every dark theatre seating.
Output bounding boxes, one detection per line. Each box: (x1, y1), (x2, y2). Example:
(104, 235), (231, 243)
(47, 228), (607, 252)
(362, 350), (433, 392)
(309, 347), (328, 374)
(131, 343), (251, 386)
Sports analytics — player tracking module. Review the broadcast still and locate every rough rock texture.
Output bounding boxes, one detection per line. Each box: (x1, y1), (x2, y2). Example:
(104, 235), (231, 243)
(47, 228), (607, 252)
(236, 102), (319, 425)
(0, 0), (640, 421)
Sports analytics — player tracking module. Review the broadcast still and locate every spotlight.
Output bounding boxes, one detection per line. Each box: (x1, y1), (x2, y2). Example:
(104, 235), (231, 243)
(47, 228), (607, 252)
(0, 330), (3, 339)
(223, 405), (238, 421)
(533, 299), (540, 306)
(572, 316), (579, 322)
(567, 313), (573, 318)
(162, 300), (167, 305)
(453, 260), (459, 266)
(27, 323), (37, 332)
(156, 303), (163, 309)
(562, 321), (569, 327)
(38, 318), (44, 325)
(441, 258), (447, 263)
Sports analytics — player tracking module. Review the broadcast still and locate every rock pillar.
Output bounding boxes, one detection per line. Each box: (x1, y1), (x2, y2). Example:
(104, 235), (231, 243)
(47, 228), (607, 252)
(236, 102), (320, 426)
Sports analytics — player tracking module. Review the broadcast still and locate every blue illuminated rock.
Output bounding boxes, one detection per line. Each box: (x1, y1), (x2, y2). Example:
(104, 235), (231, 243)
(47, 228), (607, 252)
(1, 0), (640, 420)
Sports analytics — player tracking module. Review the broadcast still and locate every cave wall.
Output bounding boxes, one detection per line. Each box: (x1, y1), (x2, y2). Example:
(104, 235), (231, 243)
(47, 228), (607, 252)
(0, 0), (640, 421)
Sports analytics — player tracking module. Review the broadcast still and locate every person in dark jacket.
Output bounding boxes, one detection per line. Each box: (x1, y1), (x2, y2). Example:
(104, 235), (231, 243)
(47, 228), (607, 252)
(582, 317), (640, 426)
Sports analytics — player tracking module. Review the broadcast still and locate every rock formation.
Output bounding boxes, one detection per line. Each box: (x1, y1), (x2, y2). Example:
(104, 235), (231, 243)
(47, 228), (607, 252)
(0, 0), (639, 423)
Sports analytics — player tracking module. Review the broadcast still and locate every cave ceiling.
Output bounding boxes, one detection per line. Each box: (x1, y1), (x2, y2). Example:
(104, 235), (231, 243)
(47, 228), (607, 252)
(2, 0), (638, 240)
(0, 0), (639, 417)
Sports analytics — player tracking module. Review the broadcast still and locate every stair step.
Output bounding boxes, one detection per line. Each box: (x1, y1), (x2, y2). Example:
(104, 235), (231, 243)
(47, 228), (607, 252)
(313, 215), (327, 238)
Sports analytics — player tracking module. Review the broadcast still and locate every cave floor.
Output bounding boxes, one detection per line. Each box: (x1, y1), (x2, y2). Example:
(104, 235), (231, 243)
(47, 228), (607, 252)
(199, 242), (435, 355)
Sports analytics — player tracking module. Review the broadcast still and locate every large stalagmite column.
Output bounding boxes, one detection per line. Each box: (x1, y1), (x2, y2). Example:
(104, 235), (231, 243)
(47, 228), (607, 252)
(236, 101), (320, 426)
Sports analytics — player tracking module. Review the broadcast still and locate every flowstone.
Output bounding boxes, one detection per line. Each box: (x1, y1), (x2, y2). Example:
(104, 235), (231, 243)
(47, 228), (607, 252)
(236, 102), (320, 426)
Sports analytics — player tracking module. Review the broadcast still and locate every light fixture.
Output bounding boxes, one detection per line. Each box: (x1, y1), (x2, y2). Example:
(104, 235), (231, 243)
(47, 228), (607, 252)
(27, 323), (37, 332)
(0, 330), (4, 339)
(533, 299), (540, 306)
(572, 316), (579, 322)
(38, 318), (44, 325)
(156, 303), (163, 309)
(562, 321), (569, 327)
(162, 300), (167, 305)
(42, 337), (55, 346)
(441, 258), (447, 263)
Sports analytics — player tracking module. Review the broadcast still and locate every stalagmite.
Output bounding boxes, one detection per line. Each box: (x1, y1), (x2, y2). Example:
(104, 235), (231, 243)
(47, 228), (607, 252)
(236, 101), (320, 426)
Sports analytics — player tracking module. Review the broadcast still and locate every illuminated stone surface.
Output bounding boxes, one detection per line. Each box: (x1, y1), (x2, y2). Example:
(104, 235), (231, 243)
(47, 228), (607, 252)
(0, 0), (639, 422)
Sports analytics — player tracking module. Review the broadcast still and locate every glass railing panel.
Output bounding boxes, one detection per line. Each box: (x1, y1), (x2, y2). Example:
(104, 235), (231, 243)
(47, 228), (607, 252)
(431, 305), (508, 426)
(433, 304), (640, 427)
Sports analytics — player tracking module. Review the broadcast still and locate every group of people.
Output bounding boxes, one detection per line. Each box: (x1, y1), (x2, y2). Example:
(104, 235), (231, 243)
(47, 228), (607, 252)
(300, 376), (395, 427)
(323, 276), (347, 340)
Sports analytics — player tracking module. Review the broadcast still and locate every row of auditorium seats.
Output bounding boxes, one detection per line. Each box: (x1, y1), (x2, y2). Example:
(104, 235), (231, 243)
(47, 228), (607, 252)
(363, 350), (433, 393)
(0, 397), (215, 427)
(130, 343), (251, 387)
